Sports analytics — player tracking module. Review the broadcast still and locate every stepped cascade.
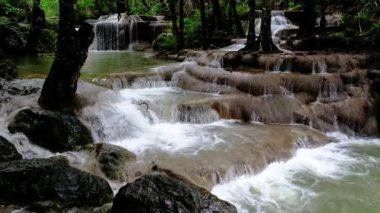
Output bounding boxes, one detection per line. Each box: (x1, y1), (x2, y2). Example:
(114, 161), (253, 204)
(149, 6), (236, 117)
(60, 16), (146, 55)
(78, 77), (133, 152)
(1, 1), (380, 212)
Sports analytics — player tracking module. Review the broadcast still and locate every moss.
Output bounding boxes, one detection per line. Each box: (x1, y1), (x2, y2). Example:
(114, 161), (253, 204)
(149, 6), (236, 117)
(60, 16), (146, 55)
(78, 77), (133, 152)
(37, 29), (57, 53)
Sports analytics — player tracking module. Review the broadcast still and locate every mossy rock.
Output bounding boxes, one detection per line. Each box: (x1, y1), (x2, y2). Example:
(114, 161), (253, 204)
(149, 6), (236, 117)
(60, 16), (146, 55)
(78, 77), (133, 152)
(8, 108), (93, 152)
(85, 143), (136, 181)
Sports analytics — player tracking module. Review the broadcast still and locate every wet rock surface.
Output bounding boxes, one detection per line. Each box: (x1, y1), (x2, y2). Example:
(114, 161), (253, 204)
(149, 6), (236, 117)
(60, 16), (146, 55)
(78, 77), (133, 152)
(0, 59), (18, 80)
(116, 52), (378, 135)
(85, 143), (136, 181)
(0, 135), (22, 162)
(0, 156), (113, 207)
(111, 173), (237, 213)
(8, 108), (93, 152)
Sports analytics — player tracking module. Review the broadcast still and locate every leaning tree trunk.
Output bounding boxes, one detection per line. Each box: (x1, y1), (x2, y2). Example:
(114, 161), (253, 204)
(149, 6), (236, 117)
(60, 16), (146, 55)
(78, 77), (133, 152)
(319, 0), (326, 34)
(177, 0), (185, 51)
(38, 0), (94, 112)
(299, 0), (316, 38)
(230, 0), (245, 38)
(199, 0), (208, 49)
(25, 0), (45, 55)
(260, 0), (277, 52)
(242, 0), (258, 50)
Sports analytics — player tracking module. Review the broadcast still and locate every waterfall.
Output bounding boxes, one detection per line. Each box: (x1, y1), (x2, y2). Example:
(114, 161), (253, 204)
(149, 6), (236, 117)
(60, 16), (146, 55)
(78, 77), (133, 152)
(273, 57), (292, 72)
(89, 14), (144, 51)
(312, 60), (328, 74)
(90, 14), (127, 51)
(128, 15), (143, 51)
(253, 10), (298, 52)
(174, 105), (220, 124)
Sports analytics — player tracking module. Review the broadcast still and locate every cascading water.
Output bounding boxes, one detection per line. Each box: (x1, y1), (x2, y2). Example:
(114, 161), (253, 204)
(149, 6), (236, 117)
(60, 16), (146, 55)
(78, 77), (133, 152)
(90, 14), (127, 51)
(127, 15), (143, 51)
(312, 60), (328, 74)
(273, 57), (293, 72)
(253, 11), (298, 52)
(2, 38), (379, 213)
(212, 132), (380, 213)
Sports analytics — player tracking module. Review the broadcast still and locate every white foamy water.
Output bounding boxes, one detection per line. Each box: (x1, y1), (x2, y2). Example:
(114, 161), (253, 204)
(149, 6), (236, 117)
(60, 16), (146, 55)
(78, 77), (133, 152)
(80, 87), (226, 155)
(212, 132), (380, 213)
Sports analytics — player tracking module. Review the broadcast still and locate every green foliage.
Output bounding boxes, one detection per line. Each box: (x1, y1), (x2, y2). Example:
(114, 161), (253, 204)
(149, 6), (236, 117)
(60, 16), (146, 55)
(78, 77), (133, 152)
(98, 0), (116, 16)
(41, 0), (58, 17)
(184, 14), (201, 47)
(145, 0), (169, 16)
(236, 3), (249, 18)
(154, 32), (176, 51)
(0, 0), (25, 20)
(37, 29), (57, 52)
(77, 0), (97, 19)
(368, 21), (380, 35)
(287, 0), (302, 10)
(341, 0), (380, 36)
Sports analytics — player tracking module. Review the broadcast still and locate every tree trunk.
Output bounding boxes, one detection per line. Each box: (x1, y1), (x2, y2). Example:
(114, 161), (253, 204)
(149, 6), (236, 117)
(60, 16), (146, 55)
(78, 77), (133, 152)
(168, 0), (178, 51)
(209, 0), (224, 39)
(25, 0), (45, 55)
(230, 0), (245, 37)
(260, 0), (277, 52)
(116, 0), (125, 21)
(211, 0), (223, 30)
(243, 0), (258, 51)
(319, 0), (326, 34)
(126, 0), (130, 15)
(38, 0), (94, 113)
(177, 0), (185, 51)
(199, 0), (208, 49)
(299, 0), (316, 38)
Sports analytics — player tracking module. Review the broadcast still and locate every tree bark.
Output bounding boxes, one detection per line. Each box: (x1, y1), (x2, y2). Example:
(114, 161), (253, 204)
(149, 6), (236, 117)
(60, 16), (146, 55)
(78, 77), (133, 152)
(126, 0), (130, 15)
(116, 0), (125, 21)
(38, 0), (94, 113)
(230, 0), (245, 38)
(209, 0), (224, 39)
(243, 0), (258, 50)
(319, 0), (326, 34)
(25, 0), (45, 55)
(177, 0), (185, 50)
(299, 0), (316, 38)
(168, 0), (178, 51)
(260, 0), (277, 52)
(199, 0), (208, 49)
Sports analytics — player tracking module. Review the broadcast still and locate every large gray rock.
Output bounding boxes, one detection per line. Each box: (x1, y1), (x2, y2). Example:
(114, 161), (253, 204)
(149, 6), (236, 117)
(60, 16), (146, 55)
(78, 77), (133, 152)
(0, 156), (113, 207)
(85, 143), (136, 181)
(0, 135), (22, 162)
(111, 173), (237, 213)
(8, 108), (93, 152)
(0, 59), (18, 80)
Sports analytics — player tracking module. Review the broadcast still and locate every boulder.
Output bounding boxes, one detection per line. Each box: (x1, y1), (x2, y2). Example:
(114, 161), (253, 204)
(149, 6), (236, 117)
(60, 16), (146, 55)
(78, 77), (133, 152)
(85, 143), (136, 181)
(222, 51), (242, 69)
(111, 174), (237, 213)
(131, 42), (151, 51)
(0, 59), (18, 80)
(0, 17), (26, 55)
(0, 135), (22, 162)
(0, 156), (113, 207)
(8, 108), (93, 152)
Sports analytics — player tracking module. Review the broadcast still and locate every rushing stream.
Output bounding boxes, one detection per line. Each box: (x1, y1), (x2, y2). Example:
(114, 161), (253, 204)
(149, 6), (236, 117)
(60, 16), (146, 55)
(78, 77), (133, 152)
(0, 11), (380, 210)
(3, 50), (380, 212)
